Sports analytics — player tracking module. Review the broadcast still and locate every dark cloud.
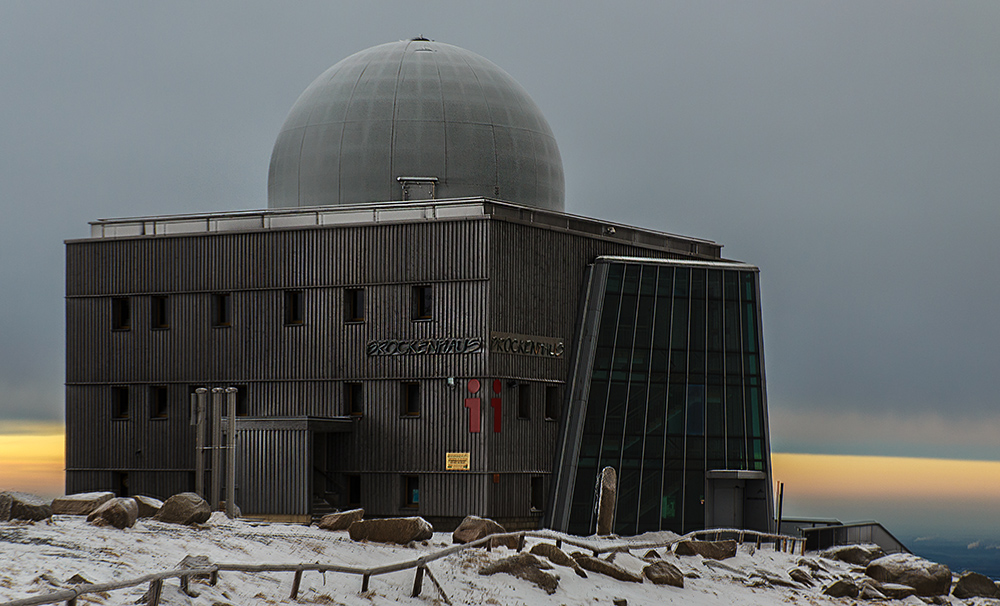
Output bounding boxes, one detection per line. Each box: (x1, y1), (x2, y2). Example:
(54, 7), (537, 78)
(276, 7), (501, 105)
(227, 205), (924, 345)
(1, 2), (997, 452)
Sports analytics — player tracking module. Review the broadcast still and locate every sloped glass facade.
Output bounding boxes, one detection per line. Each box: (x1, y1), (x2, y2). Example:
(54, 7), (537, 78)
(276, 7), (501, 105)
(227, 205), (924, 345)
(553, 258), (771, 536)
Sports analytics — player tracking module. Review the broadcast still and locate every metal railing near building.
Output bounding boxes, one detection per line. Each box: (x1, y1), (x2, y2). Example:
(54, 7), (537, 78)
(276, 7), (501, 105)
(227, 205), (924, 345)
(0, 527), (806, 606)
(794, 520), (910, 554)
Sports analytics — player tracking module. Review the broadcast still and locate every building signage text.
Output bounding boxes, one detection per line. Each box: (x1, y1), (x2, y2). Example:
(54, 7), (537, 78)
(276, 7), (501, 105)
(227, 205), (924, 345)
(366, 337), (483, 357)
(446, 452), (470, 470)
(490, 331), (565, 358)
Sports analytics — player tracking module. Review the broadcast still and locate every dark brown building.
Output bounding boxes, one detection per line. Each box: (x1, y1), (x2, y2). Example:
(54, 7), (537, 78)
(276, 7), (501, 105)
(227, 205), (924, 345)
(65, 40), (774, 534)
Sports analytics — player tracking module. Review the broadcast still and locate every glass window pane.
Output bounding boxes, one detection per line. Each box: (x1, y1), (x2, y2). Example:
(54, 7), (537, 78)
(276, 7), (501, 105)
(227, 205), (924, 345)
(686, 385), (704, 436)
(670, 301), (688, 350)
(689, 299), (706, 351)
(673, 268), (689, 297)
(707, 270), (723, 300)
(690, 269), (706, 300)
(707, 300), (723, 351)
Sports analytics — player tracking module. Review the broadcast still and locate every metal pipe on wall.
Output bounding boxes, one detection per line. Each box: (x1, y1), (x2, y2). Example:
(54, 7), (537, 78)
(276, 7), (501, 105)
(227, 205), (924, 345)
(226, 387), (237, 518)
(211, 387), (223, 510)
(195, 388), (208, 498)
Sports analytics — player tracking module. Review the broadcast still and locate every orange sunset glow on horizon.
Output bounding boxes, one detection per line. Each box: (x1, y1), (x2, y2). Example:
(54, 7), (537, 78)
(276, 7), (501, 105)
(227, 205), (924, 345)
(3, 425), (1000, 536)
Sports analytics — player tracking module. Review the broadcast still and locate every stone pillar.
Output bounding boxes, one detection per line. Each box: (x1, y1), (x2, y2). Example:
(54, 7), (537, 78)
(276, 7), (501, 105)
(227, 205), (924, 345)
(595, 466), (617, 536)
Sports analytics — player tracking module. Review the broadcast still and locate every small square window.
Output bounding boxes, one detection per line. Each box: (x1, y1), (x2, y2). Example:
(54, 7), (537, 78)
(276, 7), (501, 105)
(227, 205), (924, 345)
(111, 386), (129, 419)
(402, 382), (420, 416)
(518, 383), (531, 420)
(345, 382), (363, 417)
(403, 475), (419, 508)
(212, 293), (231, 327)
(111, 297), (130, 330)
(530, 476), (545, 511)
(345, 288), (365, 323)
(411, 285), (432, 320)
(151, 295), (169, 329)
(544, 386), (561, 421)
(284, 290), (304, 325)
(149, 385), (169, 419)
(348, 474), (361, 506)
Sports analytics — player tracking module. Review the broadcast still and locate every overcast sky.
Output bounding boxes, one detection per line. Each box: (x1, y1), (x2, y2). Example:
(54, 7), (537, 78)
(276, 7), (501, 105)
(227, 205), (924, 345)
(1, 2), (998, 463)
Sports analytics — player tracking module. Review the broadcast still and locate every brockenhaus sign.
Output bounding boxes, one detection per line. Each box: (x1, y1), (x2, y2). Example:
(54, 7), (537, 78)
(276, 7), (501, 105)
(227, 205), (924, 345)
(489, 331), (565, 358)
(365, 337), (484, 356)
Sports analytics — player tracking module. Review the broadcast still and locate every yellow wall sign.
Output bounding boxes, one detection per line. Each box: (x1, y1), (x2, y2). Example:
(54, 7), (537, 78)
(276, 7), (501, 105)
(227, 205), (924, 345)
(446, 452), (470, 470)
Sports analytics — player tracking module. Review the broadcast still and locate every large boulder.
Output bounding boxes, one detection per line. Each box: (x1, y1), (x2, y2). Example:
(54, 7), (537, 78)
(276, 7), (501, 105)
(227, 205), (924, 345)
(51, 492), (114, 516)
(821, 544), (885, 566)
(318, 508), (364, 531)
(154, 493), (212, 525)
(530, 543), (587, 578)
(87, 497), (138, 529)
(952, 571), (1000, 599)
(674, 539), (737, 560)
(822, 578), (859, 598)
(452, 515), (506, 544)
(348, 517), (433, 544)
(0, 491), (52, 522)
(787, 567), (815, 586)
(133, 495), (163, 518)
(865, 553), (951, 596)
(574, 555), (643, 583)
(480, 553), (558, 595)
(644, 560), (684, 588)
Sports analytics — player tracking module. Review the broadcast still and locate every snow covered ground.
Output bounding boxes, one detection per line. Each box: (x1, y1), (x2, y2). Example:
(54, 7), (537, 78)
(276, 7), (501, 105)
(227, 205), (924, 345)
(0, 514), (982, 606)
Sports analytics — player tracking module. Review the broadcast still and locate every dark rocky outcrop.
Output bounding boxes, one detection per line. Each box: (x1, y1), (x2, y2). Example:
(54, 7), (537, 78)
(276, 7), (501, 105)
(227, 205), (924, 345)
(787, 567), (814, 586)
(822, 544), (885, 566)
(452, 515), (505, 544)
(348, 517), (433, 544)
(479, 553), (558, 594)
(87, 497), (138, 529)
(317, 508), (364, 531)
(876, 582), (916, 600)
(0, 491), (52, 522)
(674, 539), (737, 560)
(643, 560), (684, 588)
(952, 571), (1000, 599)
(530, 542), (587, 578)
(153, 493), (212, 525)
(822, 578), (859, 598)
(865, 553), (951, 596)
(133, 495), (163, 518)
(51, 492), (114, 516)
(574, 555), (643, 583)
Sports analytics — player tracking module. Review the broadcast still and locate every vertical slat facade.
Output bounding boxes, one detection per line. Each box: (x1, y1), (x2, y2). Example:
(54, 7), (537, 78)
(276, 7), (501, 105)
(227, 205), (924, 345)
(66, 202), (720, 526)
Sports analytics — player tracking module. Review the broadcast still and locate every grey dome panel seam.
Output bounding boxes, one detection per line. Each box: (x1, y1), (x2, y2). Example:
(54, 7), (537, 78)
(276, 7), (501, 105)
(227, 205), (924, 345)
(457, 51), (499, 194)
(336, 52), (379, 206)
(388, 40), (414, 200)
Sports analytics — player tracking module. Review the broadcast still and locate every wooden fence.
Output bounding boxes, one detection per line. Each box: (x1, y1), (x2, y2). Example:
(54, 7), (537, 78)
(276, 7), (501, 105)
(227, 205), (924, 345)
(1, 527), (805, 606)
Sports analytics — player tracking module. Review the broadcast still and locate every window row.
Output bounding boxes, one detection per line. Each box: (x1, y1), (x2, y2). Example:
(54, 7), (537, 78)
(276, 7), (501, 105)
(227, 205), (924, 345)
(347, 381), (561, 421)
(110, 285), (433, 330)
(109, 385), (248, 420)
(106, 382), (562, 422)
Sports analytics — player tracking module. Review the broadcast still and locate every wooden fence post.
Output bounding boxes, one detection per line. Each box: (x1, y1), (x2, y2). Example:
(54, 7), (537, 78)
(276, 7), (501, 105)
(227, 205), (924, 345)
(516, 533), (526, 552)
(148, 580), (163, 606)
(361, 573), (370, 593)
(290, 570), (303, 600)
(411, 566), (425, 598)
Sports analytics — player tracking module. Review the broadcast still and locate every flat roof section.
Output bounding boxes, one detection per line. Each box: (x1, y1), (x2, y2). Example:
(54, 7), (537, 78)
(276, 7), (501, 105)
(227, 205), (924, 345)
(77, 198), (723, 259)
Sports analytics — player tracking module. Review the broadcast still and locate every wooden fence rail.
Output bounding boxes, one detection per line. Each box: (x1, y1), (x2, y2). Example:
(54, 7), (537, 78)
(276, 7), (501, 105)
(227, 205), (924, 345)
(0, 527), (804, 606)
